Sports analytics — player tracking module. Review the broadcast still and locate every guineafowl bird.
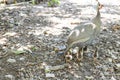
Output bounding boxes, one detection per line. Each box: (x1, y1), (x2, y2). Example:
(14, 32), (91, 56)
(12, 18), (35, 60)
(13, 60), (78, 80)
(65, 0), (103, 62)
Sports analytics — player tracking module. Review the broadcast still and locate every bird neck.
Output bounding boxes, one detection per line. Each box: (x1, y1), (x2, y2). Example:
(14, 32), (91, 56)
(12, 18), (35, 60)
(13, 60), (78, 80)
(96, 9), (101, 20)
(92, 9), (101, 27)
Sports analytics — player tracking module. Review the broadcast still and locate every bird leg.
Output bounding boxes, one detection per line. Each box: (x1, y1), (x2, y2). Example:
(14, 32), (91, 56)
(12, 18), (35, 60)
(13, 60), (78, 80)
(83, 46), (87, 51)
(65, 52), (72, 63)
(93, 46), (100, 65)
(64, 44), (74, 63)
(76, 47), (84, 62)
(93, 46), (98, 61)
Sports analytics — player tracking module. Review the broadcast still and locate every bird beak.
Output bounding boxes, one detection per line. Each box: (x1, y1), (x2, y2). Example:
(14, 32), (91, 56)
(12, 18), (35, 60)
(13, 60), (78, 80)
(99, 4), (103, 10)
(97, 0), (103, 10)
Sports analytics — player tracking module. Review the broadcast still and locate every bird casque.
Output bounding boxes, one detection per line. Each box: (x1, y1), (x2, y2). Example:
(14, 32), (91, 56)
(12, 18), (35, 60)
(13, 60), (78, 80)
(65, 0), (103, 62)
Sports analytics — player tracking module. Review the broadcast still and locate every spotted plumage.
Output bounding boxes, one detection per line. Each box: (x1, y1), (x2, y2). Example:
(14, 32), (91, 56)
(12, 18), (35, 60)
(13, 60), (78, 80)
(65, 0), (103, 62)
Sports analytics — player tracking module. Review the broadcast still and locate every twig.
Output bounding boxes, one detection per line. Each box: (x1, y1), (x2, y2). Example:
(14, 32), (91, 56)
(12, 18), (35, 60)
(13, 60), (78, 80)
(10, 1), (32, 6)
(104, 74), (120, 76)
(45, 63), (69, 71)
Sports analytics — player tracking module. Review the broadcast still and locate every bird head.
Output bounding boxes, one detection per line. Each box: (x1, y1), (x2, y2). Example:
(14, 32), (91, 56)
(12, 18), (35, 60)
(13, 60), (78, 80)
(93, 0), (103, 11)
(98, 1), (103, 10)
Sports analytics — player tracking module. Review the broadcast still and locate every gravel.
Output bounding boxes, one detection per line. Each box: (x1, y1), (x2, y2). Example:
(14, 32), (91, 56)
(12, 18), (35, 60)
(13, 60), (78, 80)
(0, 0), (120, 80)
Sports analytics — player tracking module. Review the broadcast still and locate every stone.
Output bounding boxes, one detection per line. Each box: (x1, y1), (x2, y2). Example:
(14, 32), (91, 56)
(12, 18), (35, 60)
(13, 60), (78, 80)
(111, 76), (116, 80)
(46, 73), (55, 78)
(7, 58), (16, 63)
(5, 74), (15, 79)
(19, 57), (25, 61)
(115, 63), (120, 71)
(107, 58), (113, 63)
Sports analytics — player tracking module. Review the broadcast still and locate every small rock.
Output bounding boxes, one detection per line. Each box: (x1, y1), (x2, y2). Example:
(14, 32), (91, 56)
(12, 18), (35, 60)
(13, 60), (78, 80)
(79, 63), (83, 66)
(102, 65), (108, 71)
(115, 63), (120, 68)
(40, 62), (47, 69)
(57, 51), (64, 55)
(19, 57), (25, 61)
(56, 45), (66, 51)
(115, 63), (120, 71)
(7, 58), (16, 63)
(107, 58), (113, 63)
(5, 74), (14, 79)
(46, 73), (55, 78)
(110, 76), (116, 80)
(115, 43), (119, 48)
(109, 46), (113, 50)
(20, 12), (27, 17)
(87, 52), (93, 58)
(45, 66), (51, 72)
(45, 64), (68, 72)
(100, 72), (107, 80)
(85, 76), (94, 80)
(111, 54), (117, 60)
(54, 38), (60, 42)
(9, 18), (14, 24)
(108, 50), (117, 59)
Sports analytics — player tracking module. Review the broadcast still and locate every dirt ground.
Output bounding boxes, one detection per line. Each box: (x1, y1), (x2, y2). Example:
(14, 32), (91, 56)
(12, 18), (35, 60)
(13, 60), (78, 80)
(0, 0), (120, 80)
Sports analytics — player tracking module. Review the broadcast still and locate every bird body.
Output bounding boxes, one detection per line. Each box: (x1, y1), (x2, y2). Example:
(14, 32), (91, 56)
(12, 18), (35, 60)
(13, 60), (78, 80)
(66, 12), (102, 52)
(67, 22), (99, 46)
(65, 0), (103, 62)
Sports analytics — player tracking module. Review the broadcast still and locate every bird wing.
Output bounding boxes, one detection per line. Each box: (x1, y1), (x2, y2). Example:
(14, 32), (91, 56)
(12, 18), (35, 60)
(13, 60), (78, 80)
(67, 22), (96, 45)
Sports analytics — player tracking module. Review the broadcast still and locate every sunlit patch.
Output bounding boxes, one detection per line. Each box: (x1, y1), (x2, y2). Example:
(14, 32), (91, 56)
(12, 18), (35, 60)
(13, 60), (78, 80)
(3, 32), (17, 37)
(0, 38), (7, 44)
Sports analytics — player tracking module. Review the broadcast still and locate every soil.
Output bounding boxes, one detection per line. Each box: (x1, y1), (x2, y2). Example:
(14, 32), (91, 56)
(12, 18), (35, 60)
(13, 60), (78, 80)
(0, 0), (120, 80)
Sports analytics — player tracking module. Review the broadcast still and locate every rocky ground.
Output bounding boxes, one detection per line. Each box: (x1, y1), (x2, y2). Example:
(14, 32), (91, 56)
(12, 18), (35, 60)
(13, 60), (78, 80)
(0, 0), (120, 80)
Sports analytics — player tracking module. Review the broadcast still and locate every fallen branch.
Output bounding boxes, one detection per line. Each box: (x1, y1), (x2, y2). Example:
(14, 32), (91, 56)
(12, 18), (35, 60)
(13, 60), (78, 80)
(45, 63), (69, 71)
(104, 74), (120, 76)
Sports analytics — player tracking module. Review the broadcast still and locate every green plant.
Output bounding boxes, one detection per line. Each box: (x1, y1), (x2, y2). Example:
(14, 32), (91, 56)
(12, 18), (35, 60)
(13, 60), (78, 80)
(32, 0), (36, 5)
(31, 46), (38, 51)
(12, 50), (26, 55)
(48, 0), (60, 7)
(32, 0), (40, 5)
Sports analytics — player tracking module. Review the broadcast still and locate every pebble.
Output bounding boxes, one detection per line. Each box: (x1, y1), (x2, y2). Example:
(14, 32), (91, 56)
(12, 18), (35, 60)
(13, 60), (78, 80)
(57, 51), (64, 55)
(111, 54), (117, 60)
(115, 63), (120, 67)
(9, 18), (14, 24)
(115, 44), (119, 48)
(7, 58), (16, 63)
(20, 13), (27, 17)
(57, 45), (66, 51)
(111, 76), (116, 80)
(115, 63), (120, 71)
(46, 73), (55, 78)
(87, 52), (93, 57)
(108, 50), (117, 59)
(19, 57), (25, 61)
(100, 72), (107, 80)
(85, 76), (94, 80)
(5, 74), (15, 79)
(107, 58), (113, 63)
(102, 65), (108, 71)
(45, 66), (51, 72)
(79, 63), (83, 66)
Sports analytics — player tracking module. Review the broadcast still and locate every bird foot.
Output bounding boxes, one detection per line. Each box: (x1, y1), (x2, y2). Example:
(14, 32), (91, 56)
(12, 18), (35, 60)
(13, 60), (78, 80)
(92, 46), (100, 65)
(76, 58), (83, 62)
(76, 48), (84, 62)
(65, 53), (73, 63)
(93, 57), (100, 66)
